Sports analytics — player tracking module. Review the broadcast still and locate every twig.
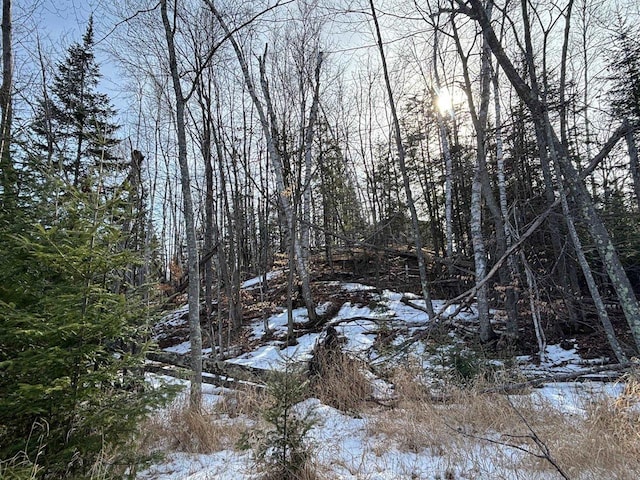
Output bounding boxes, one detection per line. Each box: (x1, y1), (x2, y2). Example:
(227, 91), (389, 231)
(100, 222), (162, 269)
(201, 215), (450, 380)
(505, 395), (570, 479)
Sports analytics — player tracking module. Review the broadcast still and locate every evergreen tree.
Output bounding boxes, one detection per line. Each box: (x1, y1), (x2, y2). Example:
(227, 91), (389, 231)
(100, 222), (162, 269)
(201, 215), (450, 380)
(608, 24), (640, 122)
(31, 16), (121, 188)
(0, 179), (169, 478)
(317, 122), (365, 241)
(0, 19), (168, 478)
(607, 22), (640, 209)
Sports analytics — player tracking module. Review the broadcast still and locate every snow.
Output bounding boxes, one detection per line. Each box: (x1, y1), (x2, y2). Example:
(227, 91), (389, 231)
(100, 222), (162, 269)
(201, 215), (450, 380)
(143, 281), (634, 480)
(138, 451), (253, 480)
(140, 381), (622, 480)
(339, 282), (378, 292)
(248, 307), (310, 339)
(241, 270), (283, 289)
(335, 318), (378, 355)
(165, 340), (191, 354)
(157, 304), (190, 327)
(227, 332), (320, 371)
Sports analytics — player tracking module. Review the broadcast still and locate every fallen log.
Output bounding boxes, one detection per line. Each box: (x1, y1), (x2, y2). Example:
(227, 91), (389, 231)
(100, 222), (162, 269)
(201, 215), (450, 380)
(146, 350), (270, 385)
(145, 363), (265, 390)
(481, 362), (635, 395)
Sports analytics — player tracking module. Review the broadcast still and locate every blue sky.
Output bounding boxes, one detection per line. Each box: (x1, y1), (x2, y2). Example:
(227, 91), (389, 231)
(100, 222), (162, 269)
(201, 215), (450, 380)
(18, 0), (131, 120)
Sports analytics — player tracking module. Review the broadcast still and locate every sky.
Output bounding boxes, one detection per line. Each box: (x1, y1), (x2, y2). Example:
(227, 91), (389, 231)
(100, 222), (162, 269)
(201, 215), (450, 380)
(14, 0), (127, 115)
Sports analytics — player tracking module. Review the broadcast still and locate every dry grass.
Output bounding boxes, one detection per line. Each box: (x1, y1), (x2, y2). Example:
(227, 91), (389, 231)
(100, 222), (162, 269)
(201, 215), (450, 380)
(138, 387), (269, 456)
(367, 365), (640, 479)
(310, 349), (371, 413)
(259, 461), (322, 480)
(132, 361), (640, 479)
(213, 386), (270, 419)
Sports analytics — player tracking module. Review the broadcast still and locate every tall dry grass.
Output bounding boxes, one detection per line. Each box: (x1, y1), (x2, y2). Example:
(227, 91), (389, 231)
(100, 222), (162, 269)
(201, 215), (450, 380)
(310, 349), (371, 413)
(137, 387), (268, 456)
(366, 366), (640, 479)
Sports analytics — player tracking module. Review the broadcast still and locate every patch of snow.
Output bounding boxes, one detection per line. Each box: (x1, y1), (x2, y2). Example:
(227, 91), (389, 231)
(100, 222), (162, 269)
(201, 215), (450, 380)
(300, 398), (452, 479)
(241, 270), (283, 289)
(165, 341), (191, 354)
(382, 297), (430, 324)
(519, 343), (586, 376)
(227, 334), (320, 371)
(137, 451), (253, 480)
(432, 299), (478, 321)
(543, 342), (580, 366)
(335, 319), (378, 356)
(227, 345), (285, 370)
(249, 307), (309, 339)
(332, 302), (377, 321)
(370, 377), (395, 401)
(315, 301), (333, 316)
(157, 304), (189, 328)
(340, 282), (377, 292)
(382, 289), (403, 301)
(279, 333), (320, 363)
(530, 381), (626, 416)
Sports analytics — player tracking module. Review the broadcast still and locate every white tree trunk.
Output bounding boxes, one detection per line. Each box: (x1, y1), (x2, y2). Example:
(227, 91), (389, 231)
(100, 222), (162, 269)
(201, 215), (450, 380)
(493, 71), (519, 339)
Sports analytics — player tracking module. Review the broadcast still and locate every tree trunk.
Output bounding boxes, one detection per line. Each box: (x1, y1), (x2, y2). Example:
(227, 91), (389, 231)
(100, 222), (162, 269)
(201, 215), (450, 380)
(301, 51), (323, 266)
(0, 0), (15, 209)
(493, 70), (519, 339)
(369, 0), (435, 317)
(451, 7), (495, 342)
(160, 0), (202, 409)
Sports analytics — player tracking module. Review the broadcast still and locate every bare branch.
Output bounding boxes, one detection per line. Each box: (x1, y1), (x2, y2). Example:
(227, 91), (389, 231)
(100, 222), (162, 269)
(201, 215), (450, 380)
(95, 2), (161, 46)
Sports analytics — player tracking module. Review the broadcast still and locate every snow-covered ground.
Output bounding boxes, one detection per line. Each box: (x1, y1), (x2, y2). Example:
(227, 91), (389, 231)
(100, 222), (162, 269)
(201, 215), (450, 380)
(142, 282), (637, 479)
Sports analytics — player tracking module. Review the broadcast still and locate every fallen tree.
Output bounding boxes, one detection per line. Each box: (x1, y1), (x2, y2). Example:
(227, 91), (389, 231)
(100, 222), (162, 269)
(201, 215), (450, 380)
(146, 350), (269, 385)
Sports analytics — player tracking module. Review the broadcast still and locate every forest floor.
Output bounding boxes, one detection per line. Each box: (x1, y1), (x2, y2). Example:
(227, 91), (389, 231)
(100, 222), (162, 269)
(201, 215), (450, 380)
(137, 252), (640, 479)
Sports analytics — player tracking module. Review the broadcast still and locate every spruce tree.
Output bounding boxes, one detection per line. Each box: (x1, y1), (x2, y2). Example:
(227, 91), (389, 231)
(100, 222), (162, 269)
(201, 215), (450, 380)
(0, 178), (169, 478)
(608, 24), (640, 122)
(32, 16), (121, 188)
(0, 18), (169, 478)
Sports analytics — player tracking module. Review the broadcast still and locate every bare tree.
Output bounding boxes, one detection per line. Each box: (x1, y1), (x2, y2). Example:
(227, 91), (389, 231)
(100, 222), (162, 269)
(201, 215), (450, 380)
(368, 0), (435, 317)
(160, 0), (202, 408)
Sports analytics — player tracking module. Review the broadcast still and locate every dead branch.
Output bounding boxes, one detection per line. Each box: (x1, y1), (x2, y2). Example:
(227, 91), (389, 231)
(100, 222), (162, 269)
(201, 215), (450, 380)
(145, 363), (265, 390)
(481, 362), (634, 394)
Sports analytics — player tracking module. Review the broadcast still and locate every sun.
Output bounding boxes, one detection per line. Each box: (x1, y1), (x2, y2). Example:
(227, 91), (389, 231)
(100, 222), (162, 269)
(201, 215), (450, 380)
(436, 87), (453, 115)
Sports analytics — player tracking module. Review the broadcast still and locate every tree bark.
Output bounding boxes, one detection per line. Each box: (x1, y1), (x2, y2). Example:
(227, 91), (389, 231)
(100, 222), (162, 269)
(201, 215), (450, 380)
(0, 0), (15, 209)
(493, 70), (519, 339)
(160, 0), (202, 409)
(451, 8), (495, 342)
